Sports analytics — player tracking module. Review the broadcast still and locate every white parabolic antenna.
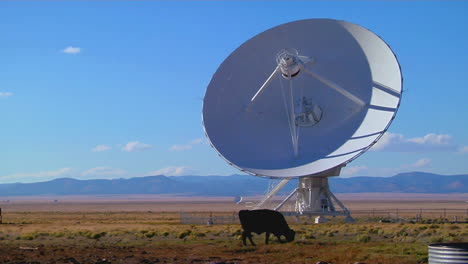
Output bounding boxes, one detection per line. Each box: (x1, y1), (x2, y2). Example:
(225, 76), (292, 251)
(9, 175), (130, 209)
(203, 19), (402, 216)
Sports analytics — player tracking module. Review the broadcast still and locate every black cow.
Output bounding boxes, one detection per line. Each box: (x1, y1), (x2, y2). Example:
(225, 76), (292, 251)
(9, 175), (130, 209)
(238, 209), (295, 246)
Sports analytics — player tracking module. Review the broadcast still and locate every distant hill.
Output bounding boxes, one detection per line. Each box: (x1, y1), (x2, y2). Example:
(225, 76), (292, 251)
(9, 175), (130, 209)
(0, 172), (466, 196)
(329, 172), (467, 193)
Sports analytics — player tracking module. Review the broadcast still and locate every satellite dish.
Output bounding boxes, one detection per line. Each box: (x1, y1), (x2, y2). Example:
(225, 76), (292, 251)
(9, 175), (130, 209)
(234, 195), (243, 204)
(203, 19), (402, 216)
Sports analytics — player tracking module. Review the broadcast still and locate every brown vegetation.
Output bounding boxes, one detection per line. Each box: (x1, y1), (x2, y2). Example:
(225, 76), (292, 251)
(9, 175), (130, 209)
(0, 196), (466, 263)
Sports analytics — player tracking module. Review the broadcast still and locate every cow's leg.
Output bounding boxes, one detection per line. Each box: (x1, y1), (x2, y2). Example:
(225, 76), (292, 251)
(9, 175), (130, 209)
(242, 231), (255, 246)
(248, 234), (255, 246)
(265, 232), (270, 244)
(248, 233), (255, 246)
(242, 231), (248, 246)
(277, 234), (283, 243)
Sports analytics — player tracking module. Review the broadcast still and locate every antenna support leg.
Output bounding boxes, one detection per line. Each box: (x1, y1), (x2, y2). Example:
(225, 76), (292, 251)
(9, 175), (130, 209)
(257, 166), (354, 222)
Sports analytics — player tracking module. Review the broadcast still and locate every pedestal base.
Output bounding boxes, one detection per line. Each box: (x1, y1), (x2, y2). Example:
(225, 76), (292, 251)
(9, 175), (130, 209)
(273, 167), (354, 221)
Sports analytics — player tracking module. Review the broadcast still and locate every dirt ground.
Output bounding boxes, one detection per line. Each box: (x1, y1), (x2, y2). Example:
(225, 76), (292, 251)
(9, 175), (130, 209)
(1, 193), (466, 212)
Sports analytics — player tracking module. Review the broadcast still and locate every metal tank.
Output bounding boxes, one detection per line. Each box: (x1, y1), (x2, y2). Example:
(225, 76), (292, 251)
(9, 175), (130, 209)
(428, 243), (468, 264)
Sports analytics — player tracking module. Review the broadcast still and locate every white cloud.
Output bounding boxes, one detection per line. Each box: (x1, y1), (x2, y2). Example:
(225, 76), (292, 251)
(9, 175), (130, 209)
(371, 132), (404, 151)
(170, 144), (192, 151)
(190, 138), (204, 145)
(407, 134), (451, 144)
(81, 167), (126, 177)
(0, 92), (13, 97)
(61, 46), (81, 54)
(122, 141), (152, 152)
(408, 158), (431, 168)
(0, 168), (72, 183)
(169, 138), (205, 152)
(458, 146), (468, 154)
(371, 132), (456, 152)
(148, 166), (192, 176)
(92, 144), (111, 152)
(342, 166), (368, 176)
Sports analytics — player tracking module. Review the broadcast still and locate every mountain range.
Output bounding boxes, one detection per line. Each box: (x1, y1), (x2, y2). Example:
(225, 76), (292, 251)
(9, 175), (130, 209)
(0, 172), (466, 196)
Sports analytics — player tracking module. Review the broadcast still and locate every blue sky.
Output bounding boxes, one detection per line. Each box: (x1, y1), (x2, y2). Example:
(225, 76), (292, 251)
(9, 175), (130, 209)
(1, 1), (467, 183)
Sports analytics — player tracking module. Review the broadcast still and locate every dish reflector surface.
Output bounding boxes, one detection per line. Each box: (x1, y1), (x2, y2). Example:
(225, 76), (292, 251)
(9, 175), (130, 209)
(203, 19), (402, 178)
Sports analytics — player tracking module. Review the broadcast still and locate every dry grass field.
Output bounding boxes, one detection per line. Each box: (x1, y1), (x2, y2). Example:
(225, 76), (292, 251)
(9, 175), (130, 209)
(0, 194), (466, 264)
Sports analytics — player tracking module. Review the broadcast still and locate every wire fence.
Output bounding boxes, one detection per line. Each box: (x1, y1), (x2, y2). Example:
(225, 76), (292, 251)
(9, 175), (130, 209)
(179, 209), (468, 225)
(351, 208), (468, 221)
(180, 212), (239, 225)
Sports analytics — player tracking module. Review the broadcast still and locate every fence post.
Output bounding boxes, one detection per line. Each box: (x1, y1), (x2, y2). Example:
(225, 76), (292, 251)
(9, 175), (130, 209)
(207, 212), (214, 226)
(0, 207), (2, 224)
